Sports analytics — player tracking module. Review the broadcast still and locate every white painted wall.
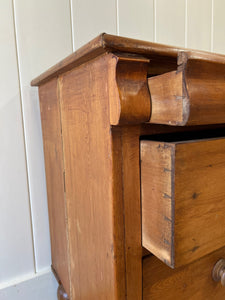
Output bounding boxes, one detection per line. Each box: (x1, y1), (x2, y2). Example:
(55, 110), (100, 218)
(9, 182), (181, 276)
(0, 0), (224, 299)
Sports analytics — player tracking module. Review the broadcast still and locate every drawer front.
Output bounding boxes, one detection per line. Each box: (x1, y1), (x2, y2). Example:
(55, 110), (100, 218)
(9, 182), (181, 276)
(148, 59), (225, 126)
(143, 247), (225, 300)
(141, 137), (225, 268)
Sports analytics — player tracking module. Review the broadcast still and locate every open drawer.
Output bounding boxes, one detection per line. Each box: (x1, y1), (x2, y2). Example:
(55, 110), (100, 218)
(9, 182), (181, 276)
(141, 133), (225, 268)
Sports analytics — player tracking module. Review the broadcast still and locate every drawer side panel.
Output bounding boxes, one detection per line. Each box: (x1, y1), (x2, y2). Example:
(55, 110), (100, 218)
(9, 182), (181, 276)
(141, 141), (175, 267)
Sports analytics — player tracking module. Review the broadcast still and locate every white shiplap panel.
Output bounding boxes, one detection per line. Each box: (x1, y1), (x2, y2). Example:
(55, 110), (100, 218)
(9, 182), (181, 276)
(71, 0), (117, 50)
(155, 0), (185, 47)
(0, 0), (34, 283)
(0, 270), (57, 300)
(213, 0), (225, 54)
(13, 0), (73, 272)
(186, 0), (212, 51)
(118, 0), (154, 41)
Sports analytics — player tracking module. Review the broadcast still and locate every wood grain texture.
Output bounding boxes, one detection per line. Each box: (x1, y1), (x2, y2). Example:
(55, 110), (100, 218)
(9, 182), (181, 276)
(33, 34), (225, 127)
(143, 247), (225, 299)
(148, 70), (185, 125)
(59, 54), (126, 299)
(30, 33), (178, 86)
(31, 33), (225, 87)
(121, 126), (143, 300)
(109, 55), (151, 125)
(141, 141), (175, 267)
(148, 52), (225, 126)
(184, 58), (225, 125)
(110, 125), (144, 300)
(34, 34), (225, 299)
(13, 0), (73, 271)
(141, 137), (225, 268)
(39, 79), (70, 294)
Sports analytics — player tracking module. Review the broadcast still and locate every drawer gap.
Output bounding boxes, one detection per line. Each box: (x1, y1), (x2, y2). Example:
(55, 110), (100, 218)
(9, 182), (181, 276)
(140, 127), (225, 143)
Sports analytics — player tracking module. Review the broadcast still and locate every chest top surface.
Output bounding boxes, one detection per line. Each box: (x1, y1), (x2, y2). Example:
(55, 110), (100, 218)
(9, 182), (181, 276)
(32, 33), (225, 127)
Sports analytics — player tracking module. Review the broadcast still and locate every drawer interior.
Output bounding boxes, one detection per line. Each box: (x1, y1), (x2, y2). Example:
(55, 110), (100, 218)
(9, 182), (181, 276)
(140, 127), (225, 143)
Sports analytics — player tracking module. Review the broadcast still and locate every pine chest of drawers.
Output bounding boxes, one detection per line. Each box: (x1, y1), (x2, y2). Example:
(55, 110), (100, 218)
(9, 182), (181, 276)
(32, 34), (225, 300)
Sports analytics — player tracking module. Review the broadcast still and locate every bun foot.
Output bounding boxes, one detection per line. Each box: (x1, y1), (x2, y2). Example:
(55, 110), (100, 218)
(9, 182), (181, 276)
(57, 285), (69, 300)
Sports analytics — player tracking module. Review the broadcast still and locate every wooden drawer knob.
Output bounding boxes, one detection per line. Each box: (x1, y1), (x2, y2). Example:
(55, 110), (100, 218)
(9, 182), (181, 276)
(212, 259), (225, 286)
(57, 285), (69, 300)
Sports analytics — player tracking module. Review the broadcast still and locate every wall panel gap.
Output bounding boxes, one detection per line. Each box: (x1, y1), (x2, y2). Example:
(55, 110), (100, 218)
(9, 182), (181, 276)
(11, 0), (36, 273)
(69, 0), (75, 51)
(211, 0), (214, 51)
(116, 0), (119, 35)
(153, 0), (156, 42)
(185, 0), (188, 48)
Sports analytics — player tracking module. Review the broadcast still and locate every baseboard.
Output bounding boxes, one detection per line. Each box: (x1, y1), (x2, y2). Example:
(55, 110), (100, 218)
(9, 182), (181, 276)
(0, 270), (58, 300)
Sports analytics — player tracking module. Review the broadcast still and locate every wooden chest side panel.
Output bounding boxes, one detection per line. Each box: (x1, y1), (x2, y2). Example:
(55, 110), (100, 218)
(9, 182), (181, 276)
(39, 79), (70, 294)
(59, 54), (126, 299)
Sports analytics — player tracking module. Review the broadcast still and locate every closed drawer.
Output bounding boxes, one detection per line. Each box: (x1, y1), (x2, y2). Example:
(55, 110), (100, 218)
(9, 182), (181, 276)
(143, 246), (225, 300)
(141, 135), (225, 268)
(147, 56), (225, 126)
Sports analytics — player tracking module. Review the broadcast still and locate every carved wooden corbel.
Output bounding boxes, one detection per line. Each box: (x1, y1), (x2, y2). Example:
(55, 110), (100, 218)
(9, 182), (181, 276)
(108, 54), (151, 125)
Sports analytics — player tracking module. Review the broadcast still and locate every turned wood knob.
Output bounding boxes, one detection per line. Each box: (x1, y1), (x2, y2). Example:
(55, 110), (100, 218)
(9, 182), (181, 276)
(57, 285), (69, 300)
(212, 259), (225, 286)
